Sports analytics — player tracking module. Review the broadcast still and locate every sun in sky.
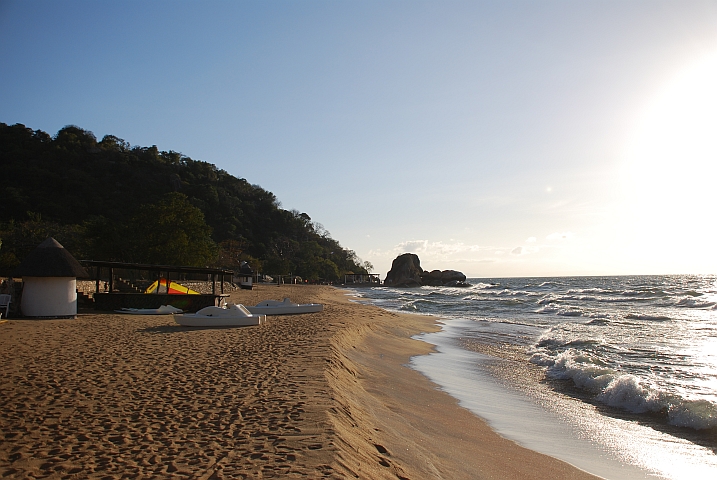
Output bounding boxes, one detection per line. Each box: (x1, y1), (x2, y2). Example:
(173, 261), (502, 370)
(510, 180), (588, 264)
(620, 50), (717, 273)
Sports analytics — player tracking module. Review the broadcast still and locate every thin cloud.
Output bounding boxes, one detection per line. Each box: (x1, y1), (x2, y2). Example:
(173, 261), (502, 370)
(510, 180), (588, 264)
(546, 231), (575, 241)
(394, 240), (481, 257)
(369, 240), (482, 259)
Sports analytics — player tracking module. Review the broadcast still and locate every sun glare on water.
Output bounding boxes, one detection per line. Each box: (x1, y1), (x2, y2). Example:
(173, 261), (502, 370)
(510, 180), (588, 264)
(621, 51), (717, 272)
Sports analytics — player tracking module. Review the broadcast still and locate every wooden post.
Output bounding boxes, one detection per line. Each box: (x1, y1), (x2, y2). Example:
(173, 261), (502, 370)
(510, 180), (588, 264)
(109, 268), (114, 293)
(95, 266), (100, 294)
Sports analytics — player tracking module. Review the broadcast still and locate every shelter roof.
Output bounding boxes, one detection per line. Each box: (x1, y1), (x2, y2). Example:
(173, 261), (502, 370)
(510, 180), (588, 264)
(13, 237), (89, 278)
(80, 260), (233, 276)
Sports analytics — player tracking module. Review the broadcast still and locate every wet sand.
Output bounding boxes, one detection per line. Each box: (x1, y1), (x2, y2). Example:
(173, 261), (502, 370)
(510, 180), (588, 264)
(0, 285), (598, 479)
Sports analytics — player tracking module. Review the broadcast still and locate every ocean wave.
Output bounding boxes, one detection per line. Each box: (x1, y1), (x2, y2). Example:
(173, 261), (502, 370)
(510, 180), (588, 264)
(668, 399), (717, 429)
(621, 288), (668, 298)
(530, 349), (717, 430)
(398, 299), (441, 312)
(399, 304), (419, 311)
(625, 313), (671, 321)
(566, 288), (612, 295)
(675, 297), (716, 309)
(426, 291), (452, 299)
(536, 295), (559, 305)
(596, 376), (717, 429)
(601, 296), (656, 303)
(539, 293), (651, 304)
(531, 349), (614, 390)
(499, 290), (542, 297)
(549, 294), (600, 302)
(535, 305), (584, 317)
(534, 333), (601, 350)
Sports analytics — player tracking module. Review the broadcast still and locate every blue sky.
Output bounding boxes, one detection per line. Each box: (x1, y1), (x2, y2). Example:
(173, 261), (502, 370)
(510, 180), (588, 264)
(2, 1), (716, 277)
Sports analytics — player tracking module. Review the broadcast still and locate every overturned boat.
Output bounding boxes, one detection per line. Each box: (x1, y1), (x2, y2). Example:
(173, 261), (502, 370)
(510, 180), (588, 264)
(174, 304), (266, 327)
(116, 305), (184, 315)
(246, 297), (324, 315)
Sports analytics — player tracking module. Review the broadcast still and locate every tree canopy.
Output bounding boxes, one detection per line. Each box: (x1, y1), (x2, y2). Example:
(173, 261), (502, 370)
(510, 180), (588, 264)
(0, 122), (367, 280)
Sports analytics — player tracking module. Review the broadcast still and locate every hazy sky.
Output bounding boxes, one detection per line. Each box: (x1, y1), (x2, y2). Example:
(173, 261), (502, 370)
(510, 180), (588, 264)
(2, 1), (716, 277)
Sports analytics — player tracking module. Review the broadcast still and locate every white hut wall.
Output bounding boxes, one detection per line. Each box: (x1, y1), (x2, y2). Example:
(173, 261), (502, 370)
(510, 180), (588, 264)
(21, 277), (77, 317)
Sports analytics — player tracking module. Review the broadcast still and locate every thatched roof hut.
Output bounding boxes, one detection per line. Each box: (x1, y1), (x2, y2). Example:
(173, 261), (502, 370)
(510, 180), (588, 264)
(13, 238), (88, 318)
(13, 237), (88, 278)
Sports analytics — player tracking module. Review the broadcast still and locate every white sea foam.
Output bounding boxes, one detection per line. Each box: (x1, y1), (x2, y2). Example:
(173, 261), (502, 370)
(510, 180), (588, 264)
(535, 305), (584, 317)
(536, 295), (559, 305)
(595, 374), (661, 412)
(535, 349), (615, 391)
(531, 349), (717, 430)
(668, 399), (717, 429)
(675, 297), (716, 309)
(566, 288), (611, 294)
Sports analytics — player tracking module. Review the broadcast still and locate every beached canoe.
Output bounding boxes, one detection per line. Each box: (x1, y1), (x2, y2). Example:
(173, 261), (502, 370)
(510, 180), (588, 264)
(246, 297), (324, 315)
(115, 305), (183, 315)
(174, 304), (266, 327)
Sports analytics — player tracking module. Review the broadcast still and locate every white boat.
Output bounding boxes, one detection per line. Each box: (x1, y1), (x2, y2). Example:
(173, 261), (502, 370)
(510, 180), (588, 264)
(246, 297), (324, 315)
(115, 305), (183, 315)
(174, 304), (266, 327)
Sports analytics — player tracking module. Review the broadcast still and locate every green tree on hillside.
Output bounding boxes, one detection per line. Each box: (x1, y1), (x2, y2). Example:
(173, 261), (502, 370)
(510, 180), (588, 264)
(127, 193), (218, 266)
(0, 214), (89, 271)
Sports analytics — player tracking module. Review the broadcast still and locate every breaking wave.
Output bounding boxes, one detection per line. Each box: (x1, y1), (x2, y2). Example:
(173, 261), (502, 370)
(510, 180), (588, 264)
(530, 348), (717, 430)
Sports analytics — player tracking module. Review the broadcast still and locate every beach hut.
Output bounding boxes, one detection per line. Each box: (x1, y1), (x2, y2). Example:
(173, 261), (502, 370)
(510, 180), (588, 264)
(13, 237), (89, 318)
(234, 261), (254, 290)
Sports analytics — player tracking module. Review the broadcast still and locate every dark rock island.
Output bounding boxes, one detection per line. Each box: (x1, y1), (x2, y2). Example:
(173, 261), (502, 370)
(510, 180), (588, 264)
(384, 253), (468, 287)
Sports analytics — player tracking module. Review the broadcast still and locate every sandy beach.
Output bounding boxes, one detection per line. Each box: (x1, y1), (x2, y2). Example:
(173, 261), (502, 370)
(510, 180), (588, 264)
(0, 285), (598, 479)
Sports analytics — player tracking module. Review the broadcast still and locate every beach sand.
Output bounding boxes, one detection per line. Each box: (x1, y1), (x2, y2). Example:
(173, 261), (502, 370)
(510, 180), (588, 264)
(0, 285), (598, 479)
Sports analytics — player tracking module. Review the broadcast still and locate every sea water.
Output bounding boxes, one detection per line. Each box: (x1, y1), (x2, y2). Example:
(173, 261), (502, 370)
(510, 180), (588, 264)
(348, 275), (717, 480)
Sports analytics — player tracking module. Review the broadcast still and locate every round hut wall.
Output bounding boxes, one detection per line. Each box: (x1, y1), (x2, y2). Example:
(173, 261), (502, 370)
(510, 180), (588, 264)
(21, 277), (78, 317)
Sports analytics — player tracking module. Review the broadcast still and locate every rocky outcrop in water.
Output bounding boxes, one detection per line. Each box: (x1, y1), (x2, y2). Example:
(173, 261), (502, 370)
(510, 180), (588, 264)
(384, 253), (423, 287)
(420, 269), (467, 286)
(384, 253), (468, 287)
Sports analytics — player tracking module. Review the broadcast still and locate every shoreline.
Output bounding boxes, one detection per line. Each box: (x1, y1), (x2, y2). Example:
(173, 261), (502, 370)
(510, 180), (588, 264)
(0, 285), (597, 479)
(326, 288), (600, 479)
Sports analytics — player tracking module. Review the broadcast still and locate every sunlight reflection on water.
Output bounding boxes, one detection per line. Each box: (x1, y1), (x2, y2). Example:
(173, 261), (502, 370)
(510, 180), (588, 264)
(411, 321), (717, 480)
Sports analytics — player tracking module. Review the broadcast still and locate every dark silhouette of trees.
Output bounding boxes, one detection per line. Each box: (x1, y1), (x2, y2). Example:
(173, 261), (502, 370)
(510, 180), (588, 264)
(0, 122), (367, 280)
(125, 192), (218, 266)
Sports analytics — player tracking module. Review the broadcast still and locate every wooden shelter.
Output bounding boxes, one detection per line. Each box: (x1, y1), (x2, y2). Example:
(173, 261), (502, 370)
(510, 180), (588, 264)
(344, 273), (381, 285)
(81, 260), (233, 312)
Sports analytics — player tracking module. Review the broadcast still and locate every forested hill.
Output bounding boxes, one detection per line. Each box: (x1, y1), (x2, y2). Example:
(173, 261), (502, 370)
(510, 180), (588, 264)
(0, 123), (370, 280)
